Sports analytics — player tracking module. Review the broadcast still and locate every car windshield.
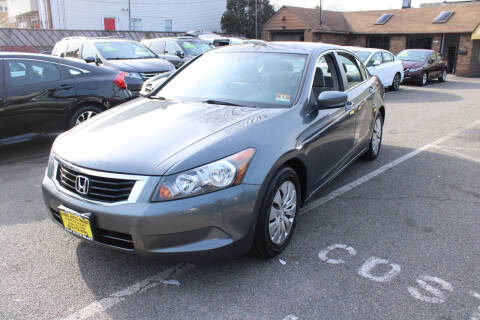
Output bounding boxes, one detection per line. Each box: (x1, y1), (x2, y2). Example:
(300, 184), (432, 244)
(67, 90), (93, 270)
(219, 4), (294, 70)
(179, 40), (215, 55)
(153, 52), (307, 108)
(353, 51), (371, 63)
(94, 41), (157, 60)
(397, 50), (430, 62)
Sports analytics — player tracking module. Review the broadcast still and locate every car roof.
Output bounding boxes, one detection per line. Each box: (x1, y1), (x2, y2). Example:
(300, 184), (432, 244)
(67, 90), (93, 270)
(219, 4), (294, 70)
(144, 37), (210, 42)
(344, 46), (388, 53)
(0, 52), (114, 73)
(209, 41), (343, 55)
(399, 48), (434, 52)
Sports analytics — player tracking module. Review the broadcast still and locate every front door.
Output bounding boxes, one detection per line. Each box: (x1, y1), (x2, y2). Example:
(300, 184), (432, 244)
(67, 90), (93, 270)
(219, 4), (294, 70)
(2, 58), (76, 140)
(304, 52), (356, 188)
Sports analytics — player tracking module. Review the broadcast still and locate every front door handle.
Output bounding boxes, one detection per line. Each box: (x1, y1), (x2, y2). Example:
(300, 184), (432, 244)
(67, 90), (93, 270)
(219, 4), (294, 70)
(369, 86), (374, 94)
(345, 101), (353, 111)
(56, 83), (74, 90)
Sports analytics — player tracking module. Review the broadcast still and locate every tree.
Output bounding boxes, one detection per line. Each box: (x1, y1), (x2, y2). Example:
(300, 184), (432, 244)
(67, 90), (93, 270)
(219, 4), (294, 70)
(221, 0), (276, 38)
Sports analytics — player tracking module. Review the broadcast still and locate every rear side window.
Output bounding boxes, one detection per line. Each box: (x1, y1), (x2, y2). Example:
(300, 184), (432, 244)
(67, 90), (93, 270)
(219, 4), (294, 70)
(65, 41), (82, 58)
(52, 41), (67, 57)
(7, 59), (61, 87)
(382, 52), (394, 63)
(337, 52), (365, 90)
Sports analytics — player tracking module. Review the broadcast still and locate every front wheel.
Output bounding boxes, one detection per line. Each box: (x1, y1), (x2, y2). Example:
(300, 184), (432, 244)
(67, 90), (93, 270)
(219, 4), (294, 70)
(253, 167), (300, 258)
(438, 69), (447, 82)
(362, 114), (383, 161)
(391, 73), (401, 91)
(420, 72), (428, 86)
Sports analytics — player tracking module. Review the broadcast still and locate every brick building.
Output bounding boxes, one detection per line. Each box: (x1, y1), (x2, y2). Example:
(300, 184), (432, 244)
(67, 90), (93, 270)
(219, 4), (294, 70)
(262, 4), (480, 77)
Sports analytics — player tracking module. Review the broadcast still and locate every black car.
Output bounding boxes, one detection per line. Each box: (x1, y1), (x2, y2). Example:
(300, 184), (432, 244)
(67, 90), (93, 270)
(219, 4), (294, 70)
(141, 37), (214, 68)
(52, 37), (175, 96)
(0, 53), (131, 146)
(397, 49), (448, 86)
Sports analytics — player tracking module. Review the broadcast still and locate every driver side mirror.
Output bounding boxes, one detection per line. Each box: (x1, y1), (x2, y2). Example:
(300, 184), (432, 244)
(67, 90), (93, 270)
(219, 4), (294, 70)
(315, 91), (348, 110)
(84, 56), (96, 64)
(175, 50), (185, 59)
(372, 59), (381, 67)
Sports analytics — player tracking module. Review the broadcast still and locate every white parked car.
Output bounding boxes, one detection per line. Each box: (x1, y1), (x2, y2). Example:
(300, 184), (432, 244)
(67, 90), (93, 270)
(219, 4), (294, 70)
(347, 47), (404, 91)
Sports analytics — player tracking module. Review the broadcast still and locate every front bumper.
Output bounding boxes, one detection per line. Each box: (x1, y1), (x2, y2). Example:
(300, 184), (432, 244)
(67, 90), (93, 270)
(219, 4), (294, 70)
(402, 70), (422, 82)
(42, 174), (260, 263)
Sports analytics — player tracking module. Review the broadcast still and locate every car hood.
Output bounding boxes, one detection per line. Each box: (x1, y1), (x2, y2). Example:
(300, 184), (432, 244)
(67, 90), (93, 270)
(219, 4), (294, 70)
(105, 58), (174, 72)
(53, 99), (281, 175)
(401, 61), (424, 69)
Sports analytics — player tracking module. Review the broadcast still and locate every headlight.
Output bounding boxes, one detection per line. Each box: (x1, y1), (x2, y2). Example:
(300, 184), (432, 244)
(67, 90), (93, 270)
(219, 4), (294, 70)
(46, 154), (55, 178)
(123, 72), (142, 80)
(151, 148), (255, 202)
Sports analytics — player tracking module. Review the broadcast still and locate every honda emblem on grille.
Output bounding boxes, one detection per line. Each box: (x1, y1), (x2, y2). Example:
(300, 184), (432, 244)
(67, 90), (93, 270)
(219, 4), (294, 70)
(75, 175), (89, 195)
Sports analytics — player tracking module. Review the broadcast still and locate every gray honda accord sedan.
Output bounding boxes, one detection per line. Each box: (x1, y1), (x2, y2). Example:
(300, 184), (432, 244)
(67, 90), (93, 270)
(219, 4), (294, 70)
(42, 42), (385, 262)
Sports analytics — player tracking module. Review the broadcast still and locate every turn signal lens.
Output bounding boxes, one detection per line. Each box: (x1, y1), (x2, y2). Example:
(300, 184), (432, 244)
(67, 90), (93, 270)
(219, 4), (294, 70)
(152, 148), (256, 202)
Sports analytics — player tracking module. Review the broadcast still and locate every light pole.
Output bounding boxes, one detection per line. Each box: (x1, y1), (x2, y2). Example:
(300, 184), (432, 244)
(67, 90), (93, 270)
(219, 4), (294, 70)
(128, 0), (131, 31)
(255, 0), (258, 39)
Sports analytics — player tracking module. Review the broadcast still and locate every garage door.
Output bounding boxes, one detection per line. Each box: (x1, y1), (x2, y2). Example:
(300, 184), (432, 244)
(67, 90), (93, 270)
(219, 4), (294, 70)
(470, 40), (480, 77)
(272, 32), (304, 41)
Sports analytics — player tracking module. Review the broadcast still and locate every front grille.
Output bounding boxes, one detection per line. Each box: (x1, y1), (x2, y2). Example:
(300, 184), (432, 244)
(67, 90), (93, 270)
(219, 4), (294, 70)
(56, 163), (136, 203)
(140, 71), (161, 80)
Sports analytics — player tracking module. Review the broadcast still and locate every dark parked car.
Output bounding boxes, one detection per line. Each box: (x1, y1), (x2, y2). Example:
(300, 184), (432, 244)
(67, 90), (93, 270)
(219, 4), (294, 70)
(42, 42), (385, 262)
(141, 37), (214, 68)
(52, 37), (175, 96)
(397, 49), (448, 85)
(0, 53), (131, 146)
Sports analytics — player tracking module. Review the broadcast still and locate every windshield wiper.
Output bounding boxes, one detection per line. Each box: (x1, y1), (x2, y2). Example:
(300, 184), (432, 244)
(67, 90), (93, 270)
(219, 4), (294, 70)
(202, 99), (243, 107)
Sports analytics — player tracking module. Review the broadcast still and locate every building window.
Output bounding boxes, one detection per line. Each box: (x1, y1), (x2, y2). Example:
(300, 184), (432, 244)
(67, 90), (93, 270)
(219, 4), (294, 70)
(131, 18), (142, 31)
(165, 19), (173, 32)
(406, 36), (432, 49)
(367, 36), (390, 50)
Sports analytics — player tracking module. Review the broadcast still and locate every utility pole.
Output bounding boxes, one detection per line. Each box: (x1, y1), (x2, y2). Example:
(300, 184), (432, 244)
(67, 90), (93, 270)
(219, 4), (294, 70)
(319, 0), (323, 25)
(128, 0), (131, 30)
(255, 0), (258, 39)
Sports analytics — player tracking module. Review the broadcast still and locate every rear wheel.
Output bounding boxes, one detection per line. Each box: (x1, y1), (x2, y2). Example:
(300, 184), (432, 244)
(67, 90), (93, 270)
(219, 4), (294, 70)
(362, 114), (383, 161)
(68, 105), (102, 129)
(438, 69), (447, 82)
(254, 167), (300, 258)
(420, 72), (428, 86)
(391, 73), (401, 91)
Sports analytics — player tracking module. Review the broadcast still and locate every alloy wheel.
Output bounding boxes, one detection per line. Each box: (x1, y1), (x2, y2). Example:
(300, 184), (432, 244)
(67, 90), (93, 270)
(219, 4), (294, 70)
(268, 181), (297, 246)
(75, 110), (98, 125)
(442, 70), (447, 81)
(371, 117), (382, 155)
(422, 73), (427, 86)
(393, 74), (400, 90)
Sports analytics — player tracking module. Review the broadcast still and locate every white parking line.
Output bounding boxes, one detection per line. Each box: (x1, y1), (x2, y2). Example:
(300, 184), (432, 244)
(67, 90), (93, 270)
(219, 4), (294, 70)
(60, 120), (480, 320)
(301, 120), (480, 214)
(60, 264), (193, 320)
(432, 145), (480, 164)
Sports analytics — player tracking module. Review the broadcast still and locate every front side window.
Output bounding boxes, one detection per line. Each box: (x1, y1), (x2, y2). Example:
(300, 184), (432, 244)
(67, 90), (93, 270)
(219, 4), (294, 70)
(94, 41), (157, 60)
(7, 59), (61, 87)
(165, 41), (182, 55)
(337, 53), (365, 90)
(154, 52), (308, 108)
(52, 41), (67, 57)
(368, 52), (383, 67)
(353, 51), (371, 63)
(179, 41), (215, 56)
(82, 43), (97, 59)
(311, 54), (341, 100)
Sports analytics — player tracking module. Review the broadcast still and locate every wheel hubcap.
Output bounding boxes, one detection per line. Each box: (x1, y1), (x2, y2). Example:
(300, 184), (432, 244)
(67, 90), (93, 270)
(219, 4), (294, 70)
(268, 181), (297, 245)
(442, 70), (446, 80)
(422, 73), (427, 84)
(394, 75), (400, 89)
(75, 110), (98, 125)
(371, 118), (382, 155)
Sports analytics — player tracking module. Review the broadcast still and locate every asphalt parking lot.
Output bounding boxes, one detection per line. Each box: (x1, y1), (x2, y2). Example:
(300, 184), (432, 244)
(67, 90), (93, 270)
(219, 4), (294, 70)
(1, 76), (480, 320)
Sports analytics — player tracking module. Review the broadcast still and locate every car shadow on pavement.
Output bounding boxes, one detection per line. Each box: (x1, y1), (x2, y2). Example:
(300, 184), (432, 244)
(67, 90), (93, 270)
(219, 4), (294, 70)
(71, 139), (480, 319)
(0, 135), (55, 166)
(387, 88), (463, 104)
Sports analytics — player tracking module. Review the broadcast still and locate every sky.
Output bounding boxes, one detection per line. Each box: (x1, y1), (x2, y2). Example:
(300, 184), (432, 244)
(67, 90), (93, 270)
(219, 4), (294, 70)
(271, 0), (469, 11)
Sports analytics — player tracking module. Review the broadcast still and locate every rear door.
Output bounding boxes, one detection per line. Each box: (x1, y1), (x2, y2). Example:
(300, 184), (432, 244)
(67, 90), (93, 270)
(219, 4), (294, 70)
(0, 59), (7, 140)
(381, 51), (396, 85)
(336, 51), (375, 150)
(366, 52), (387, 85)
(3, 58), (77, 139)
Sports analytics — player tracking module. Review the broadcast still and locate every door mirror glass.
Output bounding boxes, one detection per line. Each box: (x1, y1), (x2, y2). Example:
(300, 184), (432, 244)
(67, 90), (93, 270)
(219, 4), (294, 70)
(315, 91), (348, 110)
(372, 59), (381, 66)
(84, 56), (96, 63)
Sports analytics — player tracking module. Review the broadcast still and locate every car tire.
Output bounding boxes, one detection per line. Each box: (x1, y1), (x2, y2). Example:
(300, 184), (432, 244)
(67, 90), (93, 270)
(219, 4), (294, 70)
(362, 114), (383, 161)
(420, 72), (428, 86)
(438, 69), (447, 82)
(68, 105), (103, 129)
(253, 167), (301, 258)
(391, 73), (401, 91)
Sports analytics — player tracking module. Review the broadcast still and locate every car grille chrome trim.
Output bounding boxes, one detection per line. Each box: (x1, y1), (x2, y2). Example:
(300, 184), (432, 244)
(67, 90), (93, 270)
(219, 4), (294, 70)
(52, 157), (149, 206)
